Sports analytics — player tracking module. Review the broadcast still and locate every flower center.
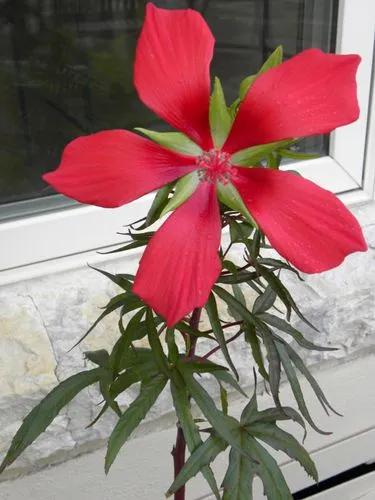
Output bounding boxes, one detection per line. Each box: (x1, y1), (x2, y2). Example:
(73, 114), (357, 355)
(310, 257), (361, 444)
(196, 149), (234, 184)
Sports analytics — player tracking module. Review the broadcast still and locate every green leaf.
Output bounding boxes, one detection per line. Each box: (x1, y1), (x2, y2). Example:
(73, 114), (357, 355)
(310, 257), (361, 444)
(244, 324), (269, 381)
(258, 313), (336, 351)
(178, 368), (250, 460)
(218, 270), (259, 285)
(105, 374), (167, 473)
(222, 438), (254, 499)
(135, 128), (202, 156)
(160, 171), (199, 217)
(247, 407), (306, 439)
(139, 183), (174, 229)
(110, 309), (150, 372)
(84, 349), (110, 368)
(99, 239), (148, 255)
(255, 264), (317, 330)
(206, 293), (238, 378)
(213, 369), (247, 398)
(218, 182), (258, 227)
(166, 434), (227, 497)
(179, 358), (229, 374)
(89, 266), (132, 292)
(0, 368), (105, 472)
(70, 293), (133, 349)
(247, 436), (293, 500)
(253, 285), (277, 314)
(110, 369), (143, 398)
(220, 384), (229, 415)
(231, 139), (293, 167)
(146, 310), (170, 377)
(283, 343), (340, 415)
(170, 370), (221, 499)
(276, 342), (330, 435)
(240, 386), (258, 425)
(209, 77), (232, 148)
(246, 422), (318, 481)
(258, 323), (281, 407)
(214, 285), (257, 328)
(100, 373), (122, 417)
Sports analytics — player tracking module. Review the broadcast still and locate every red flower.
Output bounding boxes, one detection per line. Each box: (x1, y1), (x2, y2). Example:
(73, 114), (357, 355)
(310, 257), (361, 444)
(43, 3), (366, 326)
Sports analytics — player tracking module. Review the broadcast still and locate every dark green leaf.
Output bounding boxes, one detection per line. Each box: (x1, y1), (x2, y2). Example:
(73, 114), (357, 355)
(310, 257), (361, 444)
(206, 294), (238, 378)
(258, 313), (335, 351)
(276, 342), (330, 435)
(0, 368), (105, 472)
(244, 324), (269, 381)
(84, 349), (110, 368)
(246, 422), (318, 481)
(247, 436), (293, 499)
(166, 434), (227, 497)
(253, 285), (277, 314)
(140, 183), (174, 229)
(170, 370), (221, 499)
(146, 311), (170, 377)
(105, 374), (167, 473)
(88, 266), (132, 291)
(222, 439), (254, 499)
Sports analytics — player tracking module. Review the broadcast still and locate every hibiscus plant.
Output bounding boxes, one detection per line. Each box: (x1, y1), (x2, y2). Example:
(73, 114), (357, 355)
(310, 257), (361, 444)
(0, 4), (367, 499)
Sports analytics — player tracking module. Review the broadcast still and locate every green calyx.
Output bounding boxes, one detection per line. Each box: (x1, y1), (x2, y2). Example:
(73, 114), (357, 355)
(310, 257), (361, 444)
(160, 170), (200, 218)
(135, 128), (202, 156)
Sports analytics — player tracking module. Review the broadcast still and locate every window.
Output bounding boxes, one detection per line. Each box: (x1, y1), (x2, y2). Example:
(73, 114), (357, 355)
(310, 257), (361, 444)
(1, 0), (374, 281)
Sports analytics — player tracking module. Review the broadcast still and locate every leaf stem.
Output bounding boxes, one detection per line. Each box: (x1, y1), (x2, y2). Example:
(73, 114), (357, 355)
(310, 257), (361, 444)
(202, 329), (243, 359)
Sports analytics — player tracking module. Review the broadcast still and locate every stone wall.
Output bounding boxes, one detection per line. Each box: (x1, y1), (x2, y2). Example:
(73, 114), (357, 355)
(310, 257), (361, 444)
(0, 202), (374, 481)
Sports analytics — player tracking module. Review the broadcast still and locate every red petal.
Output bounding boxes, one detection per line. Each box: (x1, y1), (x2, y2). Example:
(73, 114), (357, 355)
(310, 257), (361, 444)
(224, 49), (360, 153)
(134, 3), (214, 150)
(43, 130), (196, 208)
(133, 182), (221, 326)
(233, 168), (367, 273)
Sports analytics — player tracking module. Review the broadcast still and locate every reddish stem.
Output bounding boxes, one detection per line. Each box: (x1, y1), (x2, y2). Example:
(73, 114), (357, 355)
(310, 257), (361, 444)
(172, 307), (202, 500)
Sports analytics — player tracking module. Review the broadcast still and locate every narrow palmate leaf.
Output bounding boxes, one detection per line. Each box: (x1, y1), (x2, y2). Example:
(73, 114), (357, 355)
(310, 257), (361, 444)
(206, 293), (238, 378)
(105, 374), (167, 473)
(146, 310), (170, 377)
(139, 183), (174, 229)
(0, 368), (105, 472)
(244, 323), (269, 381)
(89, 265), (132, 292)
(258, 323), (282, 407)
(210, 77), (232, 148)
(246, 422), (318, 481)
(284, 343), (340, 415)
(166, 435), (227, 497)
(135, 128), (202, 156)
(248, 436), (293, 500)
(170, 370), (221, 499)
(258, 312), (335, 351)
(248, 407), (306, 439)
(222, 442), (254, 499)
(160, 171), (199, 217)
(178, 367), (251, 460)
(276, 342), (330, 435)
(252, 285), (277, 314)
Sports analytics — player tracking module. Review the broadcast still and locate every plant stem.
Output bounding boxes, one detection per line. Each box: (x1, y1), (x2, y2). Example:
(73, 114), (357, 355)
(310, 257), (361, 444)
(172, 307), (202, 500)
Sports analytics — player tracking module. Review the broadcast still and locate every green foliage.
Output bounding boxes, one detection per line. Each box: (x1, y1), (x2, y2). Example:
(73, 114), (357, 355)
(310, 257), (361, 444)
(2, 46), (339, 500)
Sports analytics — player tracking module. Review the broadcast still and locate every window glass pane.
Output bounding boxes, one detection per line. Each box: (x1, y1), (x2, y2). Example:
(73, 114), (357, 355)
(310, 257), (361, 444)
(0, 0), (338, 209)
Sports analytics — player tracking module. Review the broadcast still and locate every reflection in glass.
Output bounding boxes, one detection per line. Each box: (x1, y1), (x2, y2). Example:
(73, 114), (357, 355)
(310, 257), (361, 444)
(0, 0), (338, 208)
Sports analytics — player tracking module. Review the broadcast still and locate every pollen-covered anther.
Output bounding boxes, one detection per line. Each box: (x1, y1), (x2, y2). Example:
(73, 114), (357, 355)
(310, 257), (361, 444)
(196, 149), (234, 184)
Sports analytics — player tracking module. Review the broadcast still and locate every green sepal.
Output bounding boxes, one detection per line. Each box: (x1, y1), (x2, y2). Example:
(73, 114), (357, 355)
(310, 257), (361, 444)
(231, 139), (293, 167)
(135, 128), (202, 156)
(209, 77), (232, 148)
(217, 182), (258, 228)
(160, 171), (199, 217)
(238, 45), (283, 102)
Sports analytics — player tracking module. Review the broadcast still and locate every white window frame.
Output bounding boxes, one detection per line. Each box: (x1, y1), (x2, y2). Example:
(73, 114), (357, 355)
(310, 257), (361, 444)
(0, 0), (374, 285)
